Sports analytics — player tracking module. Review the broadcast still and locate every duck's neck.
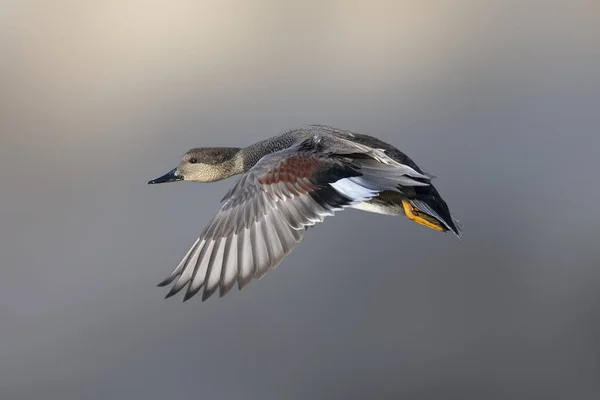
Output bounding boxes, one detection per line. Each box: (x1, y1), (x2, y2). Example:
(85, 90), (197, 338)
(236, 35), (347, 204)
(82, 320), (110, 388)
(235, 133), (299, 173)
(227, 148), (246, 176)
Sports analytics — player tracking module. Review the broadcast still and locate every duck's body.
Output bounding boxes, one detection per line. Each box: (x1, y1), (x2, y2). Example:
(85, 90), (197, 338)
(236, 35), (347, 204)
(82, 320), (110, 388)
(149, 125), (461, 301)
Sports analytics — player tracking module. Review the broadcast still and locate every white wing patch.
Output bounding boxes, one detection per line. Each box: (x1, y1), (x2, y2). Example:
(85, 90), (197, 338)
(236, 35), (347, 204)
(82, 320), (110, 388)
(330, 178), (379, 203)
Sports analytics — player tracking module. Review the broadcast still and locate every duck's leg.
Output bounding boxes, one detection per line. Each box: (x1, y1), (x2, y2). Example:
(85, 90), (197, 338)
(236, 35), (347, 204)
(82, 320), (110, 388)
(401, 200), (445, 231)
(351, 191), (447, 232)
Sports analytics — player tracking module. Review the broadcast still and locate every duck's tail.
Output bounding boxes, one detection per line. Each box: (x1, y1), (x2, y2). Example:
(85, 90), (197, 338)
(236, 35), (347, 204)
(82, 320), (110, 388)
(402, 185), (462, 238)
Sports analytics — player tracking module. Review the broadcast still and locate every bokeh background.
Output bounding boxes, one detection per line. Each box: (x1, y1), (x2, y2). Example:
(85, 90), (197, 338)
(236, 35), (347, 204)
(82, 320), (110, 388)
(1, 1), (599, 399)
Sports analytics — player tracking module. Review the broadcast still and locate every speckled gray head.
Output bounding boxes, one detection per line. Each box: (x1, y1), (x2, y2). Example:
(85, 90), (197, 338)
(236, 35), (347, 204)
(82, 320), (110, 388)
(148, 147), (242, 184)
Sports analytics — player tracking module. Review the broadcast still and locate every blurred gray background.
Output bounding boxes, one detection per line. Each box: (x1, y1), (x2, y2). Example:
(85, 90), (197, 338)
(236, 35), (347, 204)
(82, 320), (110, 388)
(1, 1), (599, 399)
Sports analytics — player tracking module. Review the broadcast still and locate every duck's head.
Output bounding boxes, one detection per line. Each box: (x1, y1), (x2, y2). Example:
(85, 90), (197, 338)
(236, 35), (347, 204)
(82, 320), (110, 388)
(148, 147), (242, 184)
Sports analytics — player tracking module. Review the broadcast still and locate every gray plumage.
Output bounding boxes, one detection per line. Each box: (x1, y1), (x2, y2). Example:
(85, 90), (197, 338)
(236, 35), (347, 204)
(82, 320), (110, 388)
(149, 125), (461, 302)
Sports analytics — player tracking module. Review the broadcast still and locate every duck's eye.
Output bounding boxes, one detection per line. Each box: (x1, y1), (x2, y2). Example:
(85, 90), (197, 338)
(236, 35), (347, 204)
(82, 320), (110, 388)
(189, 158), (197, 164)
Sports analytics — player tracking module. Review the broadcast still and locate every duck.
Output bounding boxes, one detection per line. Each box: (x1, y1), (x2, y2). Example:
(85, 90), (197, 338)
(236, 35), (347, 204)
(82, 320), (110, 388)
(149, 125), (461, 302)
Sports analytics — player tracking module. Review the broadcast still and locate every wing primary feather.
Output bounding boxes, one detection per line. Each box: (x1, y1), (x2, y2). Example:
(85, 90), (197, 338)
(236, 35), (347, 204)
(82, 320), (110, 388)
(219, 233), (238, 297)
(201, 238), (225, 301)
(270, 207), (297, 255)
(283, 196), (313, 226)
(254, 219), (272, 279)
(157, 237), (201, 287)
(184, 239), (217, 301)
(262, 211), (285, 269)
(295, 194), (326, 223)
(249, 223), (263, 279)
(165, 239), (205, 298)
(259, 207), (276, 269)
(237, 228), (254, 290)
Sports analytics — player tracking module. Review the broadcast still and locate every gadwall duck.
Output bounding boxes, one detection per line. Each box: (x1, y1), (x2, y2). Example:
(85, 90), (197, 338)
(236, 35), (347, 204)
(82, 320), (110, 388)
(149, 125), (461, 301)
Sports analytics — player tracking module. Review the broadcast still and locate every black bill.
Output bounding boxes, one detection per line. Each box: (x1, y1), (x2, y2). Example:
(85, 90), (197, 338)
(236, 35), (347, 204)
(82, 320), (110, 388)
(148, 168), (183, 184)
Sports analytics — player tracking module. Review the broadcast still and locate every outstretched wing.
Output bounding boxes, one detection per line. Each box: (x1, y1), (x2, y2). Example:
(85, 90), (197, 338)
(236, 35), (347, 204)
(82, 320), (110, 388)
(158, 138), (430, 301)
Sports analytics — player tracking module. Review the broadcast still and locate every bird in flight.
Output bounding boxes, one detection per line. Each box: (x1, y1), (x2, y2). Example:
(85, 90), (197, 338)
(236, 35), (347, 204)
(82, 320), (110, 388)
(149, 125), (461, 302)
